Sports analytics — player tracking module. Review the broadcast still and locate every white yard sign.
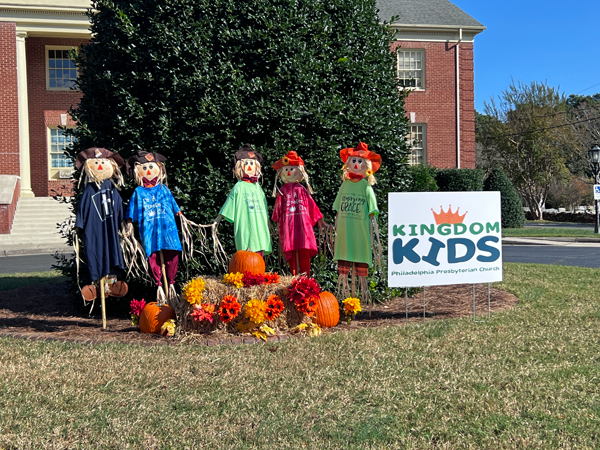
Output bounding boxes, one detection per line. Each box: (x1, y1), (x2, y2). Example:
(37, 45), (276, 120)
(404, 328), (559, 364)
(388, 192), (503, 287)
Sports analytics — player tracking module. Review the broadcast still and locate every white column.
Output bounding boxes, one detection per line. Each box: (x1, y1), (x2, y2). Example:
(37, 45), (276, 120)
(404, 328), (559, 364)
(16, 31), (34, 197)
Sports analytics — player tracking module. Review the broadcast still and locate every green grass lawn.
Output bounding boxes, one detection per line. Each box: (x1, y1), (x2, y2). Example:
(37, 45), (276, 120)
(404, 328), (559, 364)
(503, 227), (600, 238)
(1, 263), (600, 449)
(0, 270), (65, 292)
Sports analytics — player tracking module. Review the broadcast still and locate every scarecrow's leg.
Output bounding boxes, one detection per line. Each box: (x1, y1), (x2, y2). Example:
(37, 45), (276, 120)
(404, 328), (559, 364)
(159, 250), (169, 302)
(299, 249), (311, 277)
(337, 260), (350, 300)
(100, 277), (107, 330)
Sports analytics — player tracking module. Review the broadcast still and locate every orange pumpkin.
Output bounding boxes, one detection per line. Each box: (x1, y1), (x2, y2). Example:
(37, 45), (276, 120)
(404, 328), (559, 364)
(313, 291), (340, 328)
(139, 302), (176, 334)
(229, 250), (266, 274)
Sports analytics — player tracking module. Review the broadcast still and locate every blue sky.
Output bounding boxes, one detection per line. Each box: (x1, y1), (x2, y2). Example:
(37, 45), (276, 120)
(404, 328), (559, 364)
(451, 0), (600, 113)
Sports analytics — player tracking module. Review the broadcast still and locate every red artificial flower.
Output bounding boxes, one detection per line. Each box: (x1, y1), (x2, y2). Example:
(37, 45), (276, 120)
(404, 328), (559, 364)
(129, 299), (146, 317)
(266, 294), (284, 320)
(287, 276), (321, 306)
(264, 273), (280, 285)
(295, 295), (318, 316)
(218, 295), (241, 323)
(191, 305), (214, 323)
(242, 271), (266, 287)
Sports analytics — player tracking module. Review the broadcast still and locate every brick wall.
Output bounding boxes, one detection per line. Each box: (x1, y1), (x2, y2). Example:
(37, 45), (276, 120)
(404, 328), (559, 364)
(392, 40), (476, 169)
(0, 178), (20, 234)
(0, 22), (20, 177)
(26, 37), (88, 196)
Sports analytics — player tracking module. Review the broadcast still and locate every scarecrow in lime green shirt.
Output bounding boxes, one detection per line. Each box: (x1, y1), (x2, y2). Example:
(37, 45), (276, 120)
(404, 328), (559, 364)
(333, 142), (383, 309)
(215, 144), (272, 257)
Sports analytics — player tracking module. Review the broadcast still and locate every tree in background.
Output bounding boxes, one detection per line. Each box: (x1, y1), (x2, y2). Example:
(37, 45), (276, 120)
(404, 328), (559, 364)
(64, 0), (410, 293)
(477, 80), (578, 220)
(566, 94), (600, 176)
(483, 168), (525, 228)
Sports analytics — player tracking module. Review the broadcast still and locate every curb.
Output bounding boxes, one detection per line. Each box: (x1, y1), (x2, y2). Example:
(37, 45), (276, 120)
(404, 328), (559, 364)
(1, 247), (71, 257)
(502, 237), (600, 246)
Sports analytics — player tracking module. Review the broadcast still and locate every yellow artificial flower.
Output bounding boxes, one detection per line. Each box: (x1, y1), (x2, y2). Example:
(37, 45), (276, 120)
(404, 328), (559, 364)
(161, 319), (176, 337)
(222, 272), (244, 288)
(182, 277), (206, 305)
(281, 156), (290, 166)
(244, 299), (268, 324)
(342, 297), (362, 316)
(292, 322), (321, 337)
(365, 169), (374, 177)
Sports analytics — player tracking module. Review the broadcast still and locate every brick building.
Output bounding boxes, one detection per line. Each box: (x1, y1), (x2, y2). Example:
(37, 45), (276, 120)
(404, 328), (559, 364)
(0, 0), (483, 235)
(0, 0), (89, 234)
(378, 0), (485, 168)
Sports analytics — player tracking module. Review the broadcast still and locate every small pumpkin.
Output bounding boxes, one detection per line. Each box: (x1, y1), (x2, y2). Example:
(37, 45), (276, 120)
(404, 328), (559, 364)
(229, 250), (266, 275)
(139, 302), (176, 334)
(313, 291), (340, 328)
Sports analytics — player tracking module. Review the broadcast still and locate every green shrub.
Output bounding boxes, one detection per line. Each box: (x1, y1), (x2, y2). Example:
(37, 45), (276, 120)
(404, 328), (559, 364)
(484, 168), (526, 228)
(405, 164), (438, 192)
(61, 0), (411, 301)
(435, 168), (484, 191)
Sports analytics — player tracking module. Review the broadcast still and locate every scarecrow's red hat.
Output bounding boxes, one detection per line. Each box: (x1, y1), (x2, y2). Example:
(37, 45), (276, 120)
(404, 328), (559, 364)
(272, 151), (305, 171)
(339, 142), (381, 174)
(76, 147), (124, 170)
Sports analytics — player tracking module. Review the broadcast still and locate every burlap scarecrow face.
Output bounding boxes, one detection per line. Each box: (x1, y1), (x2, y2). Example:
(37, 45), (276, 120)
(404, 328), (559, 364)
(242, 159), (259, 178)
(346, 156), (369, 177)
(86, 158), (116, 181)
(136, 162), (161, 182)
(280, 165), (303, 183)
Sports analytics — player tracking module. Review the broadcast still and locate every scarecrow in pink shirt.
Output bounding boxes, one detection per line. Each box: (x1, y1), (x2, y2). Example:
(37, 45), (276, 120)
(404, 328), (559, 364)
(271, 151), (326, 277)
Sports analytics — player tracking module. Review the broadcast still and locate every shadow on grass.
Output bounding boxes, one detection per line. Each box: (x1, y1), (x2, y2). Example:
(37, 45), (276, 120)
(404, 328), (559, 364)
(0, 275), (66, 292)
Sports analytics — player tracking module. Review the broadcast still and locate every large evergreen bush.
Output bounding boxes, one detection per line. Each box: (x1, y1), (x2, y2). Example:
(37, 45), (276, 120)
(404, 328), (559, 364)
(435, 168), (484, 191)
(484, 168), (526, 228)
(405, 164), (438, 192)
(64, 0), (410, 296)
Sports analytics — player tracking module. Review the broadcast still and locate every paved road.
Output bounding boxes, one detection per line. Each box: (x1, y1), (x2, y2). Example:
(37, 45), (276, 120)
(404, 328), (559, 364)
(502, 245), (600, 268)
(0, 253), (71, 274)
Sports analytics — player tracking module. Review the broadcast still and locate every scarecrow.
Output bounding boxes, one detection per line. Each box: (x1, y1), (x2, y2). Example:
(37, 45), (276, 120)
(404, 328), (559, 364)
(74, 147), (128, 328)
(333, 142), (383, 308)
(214, 144), (272, 257)
(271, 151), (326, 276)
(124, 151), (193, 304)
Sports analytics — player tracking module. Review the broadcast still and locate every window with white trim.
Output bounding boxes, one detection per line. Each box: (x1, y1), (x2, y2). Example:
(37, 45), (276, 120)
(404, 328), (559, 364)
(49, 128), (74, 180)
(397, 50), (425, 89)
(46, 47), (77, 90)
(406, 124), (426, 166)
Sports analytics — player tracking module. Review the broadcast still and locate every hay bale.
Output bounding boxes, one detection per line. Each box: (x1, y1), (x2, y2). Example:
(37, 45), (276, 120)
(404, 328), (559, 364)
(178, 275), (308, 335)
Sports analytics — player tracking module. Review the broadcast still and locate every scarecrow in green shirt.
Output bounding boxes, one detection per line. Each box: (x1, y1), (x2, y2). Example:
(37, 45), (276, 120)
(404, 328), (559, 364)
(215, 144), (272, 257)
(333, 142), (383, 309)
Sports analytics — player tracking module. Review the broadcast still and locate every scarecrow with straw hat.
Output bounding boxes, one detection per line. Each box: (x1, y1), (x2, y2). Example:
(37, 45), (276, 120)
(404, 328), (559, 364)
(271, 151), (328, 277)
(213, 144), (272, 257)
(333, 142), (383, 309)
(123, 151), (195, 305)
(74, 147), (128, 328)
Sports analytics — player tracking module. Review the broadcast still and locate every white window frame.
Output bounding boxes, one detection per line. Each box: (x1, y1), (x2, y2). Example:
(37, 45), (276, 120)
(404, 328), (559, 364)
(48, 127), (75, 180)
(406, 124), (426, 166)
(45, 46), (78, 91)
(397, 49), (425, 90)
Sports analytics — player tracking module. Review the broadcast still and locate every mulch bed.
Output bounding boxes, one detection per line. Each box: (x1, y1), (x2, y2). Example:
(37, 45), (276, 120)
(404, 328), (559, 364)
(0, 282), (518, 346)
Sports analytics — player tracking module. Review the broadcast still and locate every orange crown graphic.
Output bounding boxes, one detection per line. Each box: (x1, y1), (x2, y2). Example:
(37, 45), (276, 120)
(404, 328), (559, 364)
(431, 205), (467, 224)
